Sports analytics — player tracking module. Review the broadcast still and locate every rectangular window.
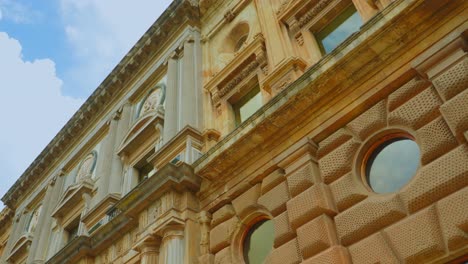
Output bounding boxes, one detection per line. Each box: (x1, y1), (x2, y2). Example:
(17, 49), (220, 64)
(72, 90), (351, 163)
(233, 86), (262, 125)
(316, 5), (362, 54)
(66, 219), (79, 243)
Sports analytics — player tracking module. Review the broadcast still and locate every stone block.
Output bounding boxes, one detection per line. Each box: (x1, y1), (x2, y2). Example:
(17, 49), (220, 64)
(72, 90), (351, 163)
(261, 169), (285, 195)
(286, 183), (336, 230)
(388, 87), (442, 129)
(317, 128), (353, 159)
(273, 211), (295, 247)
(349, 232), (399, 264)
(417, 117), (458, 165)
(347, 100), (387, 140)
(209, 217), (239, 253)
(214, 247), (232, 264)
(401, 145), (468, 213)
(267, 238), (301, 264)
(302, 246), (351, 264)
(436, 186), (468, 251)
(433, 57), (468, 101)
(335, 194), (406, 246)
(384, 206), (445, 263)
(297, 214), (338, 259)
(286, 162), (317, 197)
(319, 139), (360, 184)
(440, 88), (468, 141)
(211, 204), (236, 228)
(258, 181), (290, 216)
(329, 172), (368, 212)
(232, 184), (261, 219)
(388, 77), (429, 111)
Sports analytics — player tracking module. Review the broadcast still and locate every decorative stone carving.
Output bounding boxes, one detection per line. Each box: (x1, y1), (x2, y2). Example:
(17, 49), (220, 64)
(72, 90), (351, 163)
(224, 10), (236, 23)
(198, 211), (212, 255)
(76, 151), (97, 182)
(298, 0), (333, 29)
(139, 83), (166, 117)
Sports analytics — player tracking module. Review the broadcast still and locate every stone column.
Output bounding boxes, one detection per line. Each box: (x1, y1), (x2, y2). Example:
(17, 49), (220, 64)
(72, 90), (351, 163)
(163, 52), (179, 143)
(95, 112), (120, 202)
(163, 228), (185, 264)
(27, 173), (64, 264)
(140, 240), (161, 264)
(109, 102), (131, 195)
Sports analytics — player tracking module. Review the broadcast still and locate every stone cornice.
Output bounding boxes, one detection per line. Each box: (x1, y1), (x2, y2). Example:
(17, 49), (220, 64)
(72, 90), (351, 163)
(1, 0), (201, 209)
(0, 207), (14, 235)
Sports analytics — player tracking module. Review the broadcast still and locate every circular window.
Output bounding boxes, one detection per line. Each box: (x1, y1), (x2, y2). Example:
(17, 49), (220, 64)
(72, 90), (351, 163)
(364, 135), (420, 193)
(243, 219), (274, 264)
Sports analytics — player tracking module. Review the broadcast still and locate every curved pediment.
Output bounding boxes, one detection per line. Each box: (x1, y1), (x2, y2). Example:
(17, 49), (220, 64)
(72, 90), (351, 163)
(117, 110), (164, 158)
(52, 178), (94, 219)
(7, 233), (33, 262)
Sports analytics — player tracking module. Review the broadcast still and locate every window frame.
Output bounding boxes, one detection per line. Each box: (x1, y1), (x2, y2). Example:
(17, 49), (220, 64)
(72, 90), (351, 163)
(315, 3), (362, 55)
(361, 132), (420, 193)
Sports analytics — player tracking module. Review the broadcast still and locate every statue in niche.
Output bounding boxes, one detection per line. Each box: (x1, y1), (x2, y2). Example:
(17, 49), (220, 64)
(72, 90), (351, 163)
(139, 83), (166, 117)
(27, 204), (42, 234)
(76, 151), (97, 182)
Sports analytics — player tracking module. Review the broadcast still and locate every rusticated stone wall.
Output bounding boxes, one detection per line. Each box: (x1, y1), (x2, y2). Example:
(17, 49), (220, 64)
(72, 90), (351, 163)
(204, 40), (468, 264)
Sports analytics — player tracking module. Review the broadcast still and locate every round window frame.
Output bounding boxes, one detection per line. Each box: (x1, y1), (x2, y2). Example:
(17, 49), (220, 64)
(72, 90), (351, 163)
(240, 216), (274, 264)
(359, 131), (420, 194)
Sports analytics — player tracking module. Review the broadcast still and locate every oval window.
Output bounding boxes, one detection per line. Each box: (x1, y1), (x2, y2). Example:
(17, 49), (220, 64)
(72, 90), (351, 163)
(365, 136), (420, 193)
(243, 219), (274, 264)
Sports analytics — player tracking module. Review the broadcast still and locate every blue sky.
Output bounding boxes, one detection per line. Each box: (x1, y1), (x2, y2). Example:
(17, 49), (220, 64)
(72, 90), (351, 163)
(0, 0), (172, 208)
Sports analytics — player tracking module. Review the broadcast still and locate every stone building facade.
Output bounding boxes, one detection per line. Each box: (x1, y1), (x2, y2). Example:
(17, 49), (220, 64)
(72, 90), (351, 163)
(1, 0), (467, 263)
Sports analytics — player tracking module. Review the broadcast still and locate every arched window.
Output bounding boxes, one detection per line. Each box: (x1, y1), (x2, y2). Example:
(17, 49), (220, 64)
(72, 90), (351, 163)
(243, 219), (274, 264)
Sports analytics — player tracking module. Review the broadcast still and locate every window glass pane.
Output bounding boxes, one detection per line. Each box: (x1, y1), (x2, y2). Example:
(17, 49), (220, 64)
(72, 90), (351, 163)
(234, 87), (262, 125)
(317, 5), (362, 54)
(239, 91), (262, 123)
(367, 138), (420, 193)
(244, 220), (274, 264)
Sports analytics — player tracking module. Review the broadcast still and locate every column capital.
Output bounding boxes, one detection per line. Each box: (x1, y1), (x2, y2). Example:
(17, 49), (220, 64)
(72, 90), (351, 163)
(161, 225), (184, 242)
(134, 235), (161, 252)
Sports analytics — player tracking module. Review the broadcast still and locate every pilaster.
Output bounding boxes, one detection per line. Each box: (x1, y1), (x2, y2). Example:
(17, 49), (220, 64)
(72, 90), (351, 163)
(109, 102), (132, 195)
(28, 173), (64, 264)
(95, 112), (120, 202)
(163, 53), (180, 143)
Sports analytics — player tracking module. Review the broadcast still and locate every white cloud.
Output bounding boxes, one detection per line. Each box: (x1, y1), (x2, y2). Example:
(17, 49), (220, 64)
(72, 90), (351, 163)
(0, 0), (41, 24)
(0, 32), (83, 208)
(59, 0), (172, 97)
